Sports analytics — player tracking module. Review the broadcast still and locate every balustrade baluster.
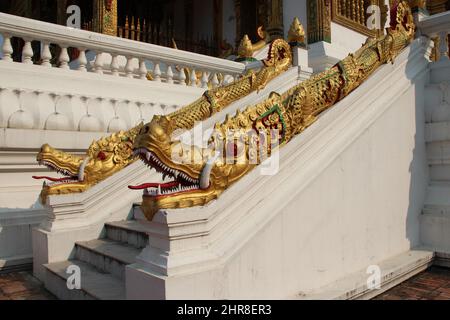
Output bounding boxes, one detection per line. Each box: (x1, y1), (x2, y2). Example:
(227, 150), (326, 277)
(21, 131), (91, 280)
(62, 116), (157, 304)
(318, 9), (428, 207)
(438, 31), (449, 60)
(77, 48), (87, 71)
(166, 65), (174, 84)
(1, 34), (13, 62)
(111, 54), (120, 76)
(137, 19), (141, 42)
(347, 0), (351, 19)
(125, 56), (134, 78)
(41, 42), (52, 67)
(94, 52), (103, 74)
(178, 67), (186, 85)
(131, 17), (136, 40)
(22, 40), (34, 64)
(201, 71), (209, 88)
(356, 0), (360, 24)
(360, 0), (365, 25)
(189, 68), (197, 87)
(139, 58), (148, 80)
(153, 62), (161, 82)
(125, 16), (130, 39)
(211, 73), (220, 88)
(58, 46), (70, 69)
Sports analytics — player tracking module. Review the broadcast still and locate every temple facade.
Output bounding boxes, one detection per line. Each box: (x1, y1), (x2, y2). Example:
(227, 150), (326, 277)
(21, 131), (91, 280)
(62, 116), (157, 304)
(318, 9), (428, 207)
(0, 0), (449, 300)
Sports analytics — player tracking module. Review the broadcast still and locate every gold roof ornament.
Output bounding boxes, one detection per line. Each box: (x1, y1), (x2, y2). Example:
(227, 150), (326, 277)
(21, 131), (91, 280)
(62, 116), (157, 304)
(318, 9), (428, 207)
(288, 17), (306, 46)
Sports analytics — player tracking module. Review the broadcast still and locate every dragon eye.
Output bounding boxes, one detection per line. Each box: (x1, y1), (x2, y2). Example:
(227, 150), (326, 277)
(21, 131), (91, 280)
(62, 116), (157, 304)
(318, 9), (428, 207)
(97, 151), (106, 160)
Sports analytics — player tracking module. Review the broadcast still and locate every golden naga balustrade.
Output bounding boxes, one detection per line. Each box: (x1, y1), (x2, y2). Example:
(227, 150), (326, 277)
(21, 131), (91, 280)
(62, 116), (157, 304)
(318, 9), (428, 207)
(33, 38), (293, 202)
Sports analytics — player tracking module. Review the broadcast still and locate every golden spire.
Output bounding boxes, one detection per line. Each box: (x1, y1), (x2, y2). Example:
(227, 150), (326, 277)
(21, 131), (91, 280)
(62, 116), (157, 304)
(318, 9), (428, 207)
(237, 35), (254, 59)
(287, 17), (305, 45)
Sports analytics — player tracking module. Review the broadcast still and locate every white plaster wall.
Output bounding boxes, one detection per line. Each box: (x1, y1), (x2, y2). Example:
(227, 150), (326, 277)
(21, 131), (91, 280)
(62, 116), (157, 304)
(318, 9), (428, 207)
(215, 76), (428, 298)
(0, 208), (46, 271)
(331, 22), (368, 53)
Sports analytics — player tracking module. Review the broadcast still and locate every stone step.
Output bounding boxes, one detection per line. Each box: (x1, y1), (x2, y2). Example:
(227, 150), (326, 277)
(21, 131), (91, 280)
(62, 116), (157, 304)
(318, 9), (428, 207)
(44, 260), (126, 300)
(425, 122), (450, 143)
(423, 182), (450, 215)
(105, 220), (149, 249)
(75, 239), (140, 280)
(429, 164), (450, 181)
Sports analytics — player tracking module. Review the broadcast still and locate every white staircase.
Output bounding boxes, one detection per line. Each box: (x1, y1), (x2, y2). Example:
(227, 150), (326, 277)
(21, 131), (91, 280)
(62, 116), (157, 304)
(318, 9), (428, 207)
(44, 219), (148, 300)
(38, 36), (436, 300)
(420, 59), (450, 263)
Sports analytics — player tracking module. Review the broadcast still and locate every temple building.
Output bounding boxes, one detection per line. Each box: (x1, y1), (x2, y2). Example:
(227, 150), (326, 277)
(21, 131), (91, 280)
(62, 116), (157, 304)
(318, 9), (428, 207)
(0, 0), (449, 300)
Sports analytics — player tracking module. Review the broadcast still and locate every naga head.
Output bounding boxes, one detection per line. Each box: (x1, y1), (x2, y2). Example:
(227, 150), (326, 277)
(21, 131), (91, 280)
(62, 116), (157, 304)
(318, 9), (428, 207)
(34, 124), (143, 203)
(130, 94), (286, 220)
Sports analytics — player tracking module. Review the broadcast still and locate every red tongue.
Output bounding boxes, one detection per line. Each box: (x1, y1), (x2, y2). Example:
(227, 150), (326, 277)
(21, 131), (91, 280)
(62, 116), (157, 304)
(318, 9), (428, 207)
(128, 182), (180, 190)
(32, 176), (73, 182)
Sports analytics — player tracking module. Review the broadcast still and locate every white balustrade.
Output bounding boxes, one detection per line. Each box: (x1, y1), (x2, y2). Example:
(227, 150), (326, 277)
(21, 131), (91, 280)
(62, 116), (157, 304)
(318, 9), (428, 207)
(0, 13), (245, 85)
(419, 11), (450, 60)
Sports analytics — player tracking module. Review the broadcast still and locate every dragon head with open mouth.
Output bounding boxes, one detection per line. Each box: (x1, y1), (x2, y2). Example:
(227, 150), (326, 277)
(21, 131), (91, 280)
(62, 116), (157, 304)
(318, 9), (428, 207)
(33, 124), (142, 203)
(129, 93), (287, 220)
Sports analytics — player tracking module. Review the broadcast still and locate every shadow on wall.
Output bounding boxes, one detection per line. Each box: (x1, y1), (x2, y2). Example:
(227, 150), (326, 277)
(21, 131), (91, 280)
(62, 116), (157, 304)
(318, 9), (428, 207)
(404, 37), (431, 249)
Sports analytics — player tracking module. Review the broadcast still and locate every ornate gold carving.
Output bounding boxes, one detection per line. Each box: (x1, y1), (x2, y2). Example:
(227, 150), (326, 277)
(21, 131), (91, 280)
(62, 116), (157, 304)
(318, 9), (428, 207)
(132, 1), (415, 220)
(267, 0), (284, 40)
(307, 0), (332, 44)
(35, 39), (293, 202)
(237, 26), (270, 59)
(287, 17), (306, 46)
(94, 0), (117, 36)
(36, 124), (143, 202)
